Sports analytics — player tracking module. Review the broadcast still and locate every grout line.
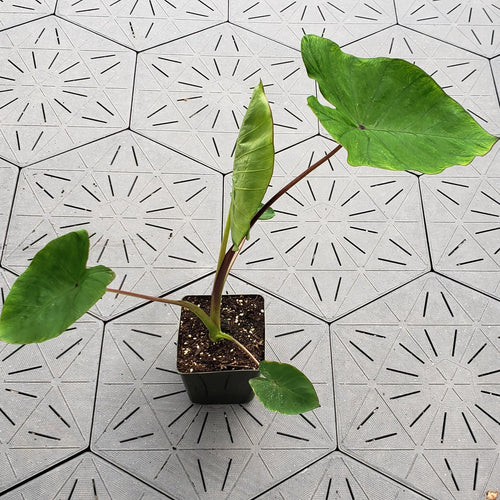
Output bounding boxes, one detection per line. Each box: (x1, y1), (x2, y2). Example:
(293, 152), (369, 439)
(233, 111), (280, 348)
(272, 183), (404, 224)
(88, 322), (108, 447)
(336, 449), (434, 500)
(0, 7), (499, 498)
(490, 59), (500, 104)
(0, 166), (21, 266)
(433, 270), (500, 304)
(130, 130), (222, 174)
(274, 133), (329, 155)
(137, 20), (229, 54)
(341, 23), (399, 49)
(250, 450), (335, 499)
(392, 0), (399, 24)
(399, 24), (493, 60)
(228, 20), (300, 52)
(0, 14), (54, 34)
(328, 321), (340, 448)
(88, 451), (177, 499)
(15, 129), (127, 169)
(0, 449), (89, 497)
(328, 269), (433, 326)
(127, 52), (139, 129)
(417, 175), (435, 272)
(54, 13), (140, 53)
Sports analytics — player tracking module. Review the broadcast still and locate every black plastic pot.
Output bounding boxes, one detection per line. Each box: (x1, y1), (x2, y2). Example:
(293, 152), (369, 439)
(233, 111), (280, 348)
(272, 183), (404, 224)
(179, 367), (260, 404)
(177, 294), (264, 404)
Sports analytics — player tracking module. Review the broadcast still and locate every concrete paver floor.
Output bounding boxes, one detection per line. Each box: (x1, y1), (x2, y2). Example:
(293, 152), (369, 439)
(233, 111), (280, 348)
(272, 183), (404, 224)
(0, 1), (498, 498)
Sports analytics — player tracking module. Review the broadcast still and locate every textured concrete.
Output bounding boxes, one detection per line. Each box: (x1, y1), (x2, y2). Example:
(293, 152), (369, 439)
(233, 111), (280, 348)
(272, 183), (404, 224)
(0, 1), (499, 498)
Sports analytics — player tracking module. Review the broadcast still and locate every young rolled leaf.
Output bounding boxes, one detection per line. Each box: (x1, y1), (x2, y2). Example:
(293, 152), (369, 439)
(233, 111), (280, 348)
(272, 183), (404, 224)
(249, 360), (320, 414)
(230, 80), (274, 249)
(0, 230), (115, 344)
(301, 35), (498, 174)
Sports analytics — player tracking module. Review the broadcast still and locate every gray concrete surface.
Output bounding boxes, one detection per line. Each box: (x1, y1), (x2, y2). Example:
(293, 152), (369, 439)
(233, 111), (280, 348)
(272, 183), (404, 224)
(0, 1), (498, 498)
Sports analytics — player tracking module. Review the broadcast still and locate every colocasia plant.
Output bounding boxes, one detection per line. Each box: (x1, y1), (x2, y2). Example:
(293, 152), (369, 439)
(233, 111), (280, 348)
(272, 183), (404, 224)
(0, 36), (497, 414)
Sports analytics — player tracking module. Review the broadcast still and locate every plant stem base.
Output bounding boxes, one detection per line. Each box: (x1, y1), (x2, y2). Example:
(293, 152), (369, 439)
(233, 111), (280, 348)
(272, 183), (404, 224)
(177, 294), (265, 404)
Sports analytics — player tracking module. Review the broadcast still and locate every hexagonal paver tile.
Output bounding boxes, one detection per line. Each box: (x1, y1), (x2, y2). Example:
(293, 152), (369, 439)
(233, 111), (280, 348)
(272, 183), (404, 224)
(92, 276), (335, 499)
(420, 142), (500, 300)
(333, 273), (500, 500)
(0, 159), (17, 247)
(339, 25), (500, 137)
(0, 17), (135, 167)
(2, 452), (169, 499)
(230, 0), (396, 50)
(397, 0), (500, 58)
(131, 23), (317, 173)
(229, 136), (429, 321)
(57, 0), (227, 51)
(259, 452), (427, 499)
(0, 0), (56, 31)
(2, 131), (222, 319)
(0, 270), (103, 493)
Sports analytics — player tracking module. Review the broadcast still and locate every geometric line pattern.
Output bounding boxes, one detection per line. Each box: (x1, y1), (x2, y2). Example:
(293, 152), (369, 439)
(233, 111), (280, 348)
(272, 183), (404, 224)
(2, 131), (222, 319)
(421, 144), (500, 300)
(0, 270), (104, 492)
(230, 0), (397, 50)
(0, 0), (55, 31)
(92, 277), (334, 499)
(333, 274), (500, 500)
(230, 136), (430, 320)
(131, 23), (317, 173)
(259, 452), (428, 499)
(0, 17), (135, 167)
(396, 0), (500, 58)
(0, 160), (18, 245)
(2, 452), (170, 499)
(0, 2), (499, 498)
(57, 0), (227, 51)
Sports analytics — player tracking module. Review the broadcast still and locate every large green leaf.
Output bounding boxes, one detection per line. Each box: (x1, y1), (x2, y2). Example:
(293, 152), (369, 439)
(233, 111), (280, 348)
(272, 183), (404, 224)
(301, 35), (498, 174)
(249, 360), (320, 414)
(230, 81), (274, 249)
(0, 230), (115, 344)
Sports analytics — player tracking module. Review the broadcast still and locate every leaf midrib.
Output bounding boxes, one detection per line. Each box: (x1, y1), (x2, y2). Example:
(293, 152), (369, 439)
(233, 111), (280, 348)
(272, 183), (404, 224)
(349, 126), (485, 141)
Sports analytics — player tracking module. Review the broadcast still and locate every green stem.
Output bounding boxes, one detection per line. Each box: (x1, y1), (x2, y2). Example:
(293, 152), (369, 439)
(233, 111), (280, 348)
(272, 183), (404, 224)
(108, 146), (343, 369)
(252, 144), (343, 224)
(105, 287), (259, 367)
(209, 267), (224, 332)
(210, 145), (343, 296)
(211, 204), (232, 330)
(225, 335), (260, 367)
(216, 204), (232, 274)
(106, 287), (220, 341)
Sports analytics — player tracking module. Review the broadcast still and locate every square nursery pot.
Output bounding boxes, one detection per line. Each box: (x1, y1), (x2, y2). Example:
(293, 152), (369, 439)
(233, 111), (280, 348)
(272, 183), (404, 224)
(177, 294), (265, 404)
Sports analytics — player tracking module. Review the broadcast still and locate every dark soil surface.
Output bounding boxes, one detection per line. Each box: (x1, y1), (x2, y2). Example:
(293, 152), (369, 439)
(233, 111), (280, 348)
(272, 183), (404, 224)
(177, 295), (265, 373)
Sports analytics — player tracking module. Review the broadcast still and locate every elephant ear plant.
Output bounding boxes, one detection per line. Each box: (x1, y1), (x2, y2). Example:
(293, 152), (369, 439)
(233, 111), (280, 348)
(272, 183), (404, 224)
(0, 36), (497, 415)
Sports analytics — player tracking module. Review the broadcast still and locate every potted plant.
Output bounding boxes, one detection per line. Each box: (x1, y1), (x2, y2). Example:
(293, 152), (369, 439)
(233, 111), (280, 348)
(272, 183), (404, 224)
(0, 35), (496, 415)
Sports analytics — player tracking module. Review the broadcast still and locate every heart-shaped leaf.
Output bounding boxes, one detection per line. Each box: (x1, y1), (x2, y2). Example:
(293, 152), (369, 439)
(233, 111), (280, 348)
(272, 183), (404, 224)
(0, 230), (115, 344)
(231, 81), (274, 249)
(301, 35), (498, 174)
(249, 360), (320, 414)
